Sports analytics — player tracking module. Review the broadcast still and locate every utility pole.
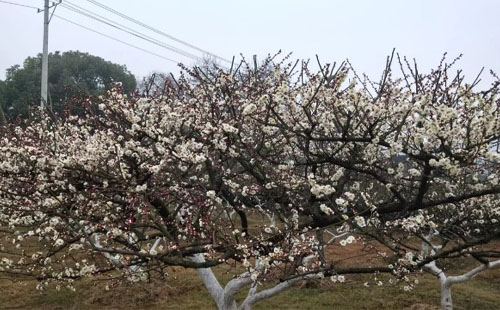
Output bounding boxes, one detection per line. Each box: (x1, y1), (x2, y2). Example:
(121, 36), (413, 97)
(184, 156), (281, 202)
(40, 0), (49, 108)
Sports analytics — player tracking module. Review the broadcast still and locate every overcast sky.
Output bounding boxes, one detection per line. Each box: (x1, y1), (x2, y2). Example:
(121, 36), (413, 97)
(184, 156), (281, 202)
(0, 0), (499, 85)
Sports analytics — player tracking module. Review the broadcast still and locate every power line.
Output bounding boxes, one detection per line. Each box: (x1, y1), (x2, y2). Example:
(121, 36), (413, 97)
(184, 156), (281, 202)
(60, 2), (200, 61)
(53, 14), (180, 64)
(59, 1), (203, 62)
(6, 0), (228, 67)
(0, 0), (39, 10)
(84, 0), (231, 64)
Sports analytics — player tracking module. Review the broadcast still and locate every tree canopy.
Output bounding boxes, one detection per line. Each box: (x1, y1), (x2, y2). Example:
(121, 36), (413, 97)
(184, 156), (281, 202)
(0, 51), (136, 119)
(0, 53), (499, 310)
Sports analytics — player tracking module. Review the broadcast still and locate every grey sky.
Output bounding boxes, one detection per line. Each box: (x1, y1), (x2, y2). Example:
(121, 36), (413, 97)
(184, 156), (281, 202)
(1, 0), (499, 85)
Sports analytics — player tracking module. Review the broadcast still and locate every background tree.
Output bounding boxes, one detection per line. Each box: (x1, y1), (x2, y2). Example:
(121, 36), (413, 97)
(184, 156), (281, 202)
(137, 71), (177, 98)
(0, 51), (136, 119)
(0, 80), (6, 124)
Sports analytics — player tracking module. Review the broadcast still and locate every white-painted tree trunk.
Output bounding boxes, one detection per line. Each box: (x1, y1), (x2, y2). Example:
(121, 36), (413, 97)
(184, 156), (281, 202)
(187, 219), (341, 309)
(239, 278), (302, 310)
(189, 253), (322, 310)
(190, 253), (248, 310)
(425, 261), (451, 310)
(440, 281), (452, 310)
(422, 234), (500, 310)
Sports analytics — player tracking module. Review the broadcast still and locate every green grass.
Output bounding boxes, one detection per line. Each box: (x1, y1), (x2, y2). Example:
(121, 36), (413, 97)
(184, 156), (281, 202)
(1, 265), (499, 310)
(1, 229), (499, 309)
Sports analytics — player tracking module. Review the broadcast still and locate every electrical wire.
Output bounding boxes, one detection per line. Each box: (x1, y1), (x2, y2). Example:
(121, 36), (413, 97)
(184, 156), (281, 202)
(10, 0), (227, 67)
(53, 14), (180, 64)
(0, 0), (38, 10)
(59, 1), (203, 62)
(84, 0), (231, 64)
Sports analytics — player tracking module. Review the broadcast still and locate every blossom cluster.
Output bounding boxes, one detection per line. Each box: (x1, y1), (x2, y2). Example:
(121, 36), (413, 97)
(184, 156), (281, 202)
(0, 56), (499, 289)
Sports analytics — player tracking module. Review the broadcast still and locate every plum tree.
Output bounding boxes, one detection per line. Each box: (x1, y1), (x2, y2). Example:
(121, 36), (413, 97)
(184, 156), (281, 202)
(0, 53), (499, 310)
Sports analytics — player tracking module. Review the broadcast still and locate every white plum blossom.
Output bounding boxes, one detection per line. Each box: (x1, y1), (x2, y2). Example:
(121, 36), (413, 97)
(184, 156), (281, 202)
(345, 192), (355, 201)
(335, 198), (348, 208)
(408, 168), (420, 177)
(319, 204), (335, 215)
(354, 216), (366, 228)
(242, 103), (257, 116)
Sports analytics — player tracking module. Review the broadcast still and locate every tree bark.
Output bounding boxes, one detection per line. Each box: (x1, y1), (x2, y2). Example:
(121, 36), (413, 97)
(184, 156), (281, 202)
(190, 254), (243, 310)
(440, 282), (452, 310)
